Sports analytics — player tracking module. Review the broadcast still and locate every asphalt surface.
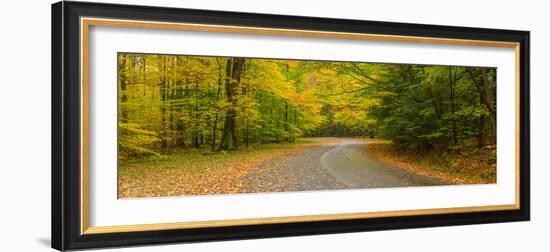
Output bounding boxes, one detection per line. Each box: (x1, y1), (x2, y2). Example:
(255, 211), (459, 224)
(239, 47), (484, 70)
(241, 138), (445, 193)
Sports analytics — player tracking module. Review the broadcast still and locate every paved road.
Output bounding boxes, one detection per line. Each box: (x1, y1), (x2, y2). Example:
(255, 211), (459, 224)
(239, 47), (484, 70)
(241, 138), (444, 193)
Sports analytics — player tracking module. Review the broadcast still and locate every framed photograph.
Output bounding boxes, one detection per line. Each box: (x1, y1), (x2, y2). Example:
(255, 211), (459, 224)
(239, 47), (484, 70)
(52, 1), (530, 250)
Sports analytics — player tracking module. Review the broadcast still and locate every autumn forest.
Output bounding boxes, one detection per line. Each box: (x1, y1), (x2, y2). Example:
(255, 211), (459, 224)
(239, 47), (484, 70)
(118, 53), (497, 198)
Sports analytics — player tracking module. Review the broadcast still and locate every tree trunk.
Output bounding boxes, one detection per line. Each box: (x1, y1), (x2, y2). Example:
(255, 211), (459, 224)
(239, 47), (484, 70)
(119, 55), (129, 123)
(211, 59), (223, 151)
(142, 56), (147, 96)
(449, 66), (458, 146)
(244, 80), (250, 147)
(219, 57), (246, 151)
(427, 88), (442, 120)
(175, 60), (186, 147)
(481, 69), (497, 142)
(169, 57), (176, 148)
(478, 113), (485, 148)
(467, 68), (496, 143)
(194, 81), (200, 148)
(160, 56), (168, 151)
(285, 101), (289, 142)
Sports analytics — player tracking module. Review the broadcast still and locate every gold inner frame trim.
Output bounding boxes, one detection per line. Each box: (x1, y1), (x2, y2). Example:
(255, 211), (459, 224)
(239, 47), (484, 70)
(85, 204), (517, 234)
(80, 17), (521, 235)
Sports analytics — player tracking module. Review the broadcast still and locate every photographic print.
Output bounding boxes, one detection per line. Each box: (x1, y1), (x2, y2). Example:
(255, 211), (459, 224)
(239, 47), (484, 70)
(117, 53), (497, 198)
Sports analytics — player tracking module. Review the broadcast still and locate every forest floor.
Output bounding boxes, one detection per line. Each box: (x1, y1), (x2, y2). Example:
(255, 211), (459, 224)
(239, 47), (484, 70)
(365, 140), (496, 185)
(118, 138), (494, 198)
(118, 140), (328, 198)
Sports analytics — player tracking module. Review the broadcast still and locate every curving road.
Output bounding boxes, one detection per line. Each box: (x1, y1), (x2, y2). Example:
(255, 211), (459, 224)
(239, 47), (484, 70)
(241, 138), (444, 193)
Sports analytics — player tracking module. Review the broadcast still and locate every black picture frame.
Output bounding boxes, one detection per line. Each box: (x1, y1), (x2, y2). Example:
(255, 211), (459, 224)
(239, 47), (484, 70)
(52, 1), (530, 251)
